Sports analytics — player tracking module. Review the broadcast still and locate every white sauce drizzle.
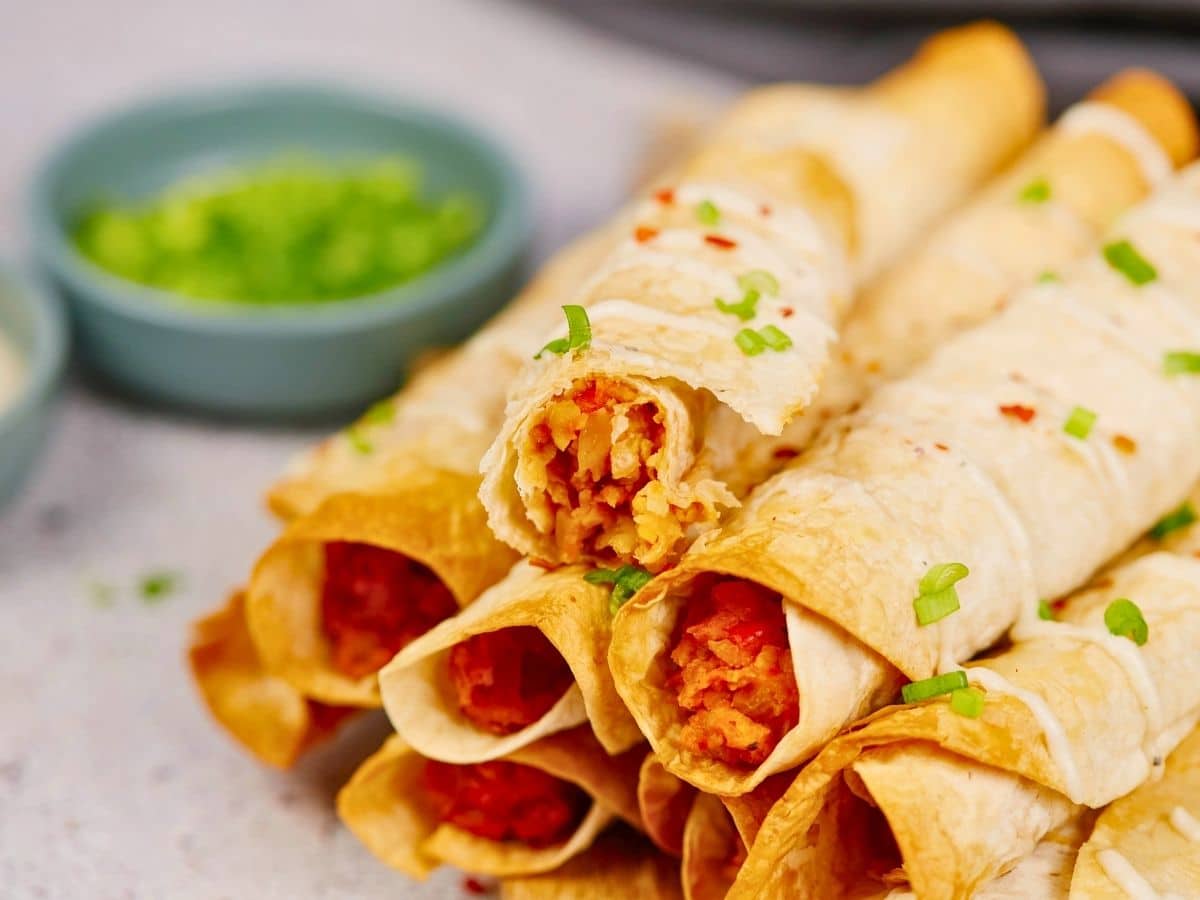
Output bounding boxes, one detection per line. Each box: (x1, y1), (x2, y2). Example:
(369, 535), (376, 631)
(966, 666), (1086, 804)
(1169, 806), (1200, 842)
(1058, 103), (1173, 187)
(1097, 849), (1179, 900)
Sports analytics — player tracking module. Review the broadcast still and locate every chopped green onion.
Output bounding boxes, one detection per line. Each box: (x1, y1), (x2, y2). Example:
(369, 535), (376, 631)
(950, 686), (986, 718)
(1103, 239), (1157, 286)
(360, 399), (396, 426)
(534, 337), (570, 360)
(759, 325), (793, 352)
(1104, 598), (1149, 646)
(1018, 176), (1051, 204)
(914, 589), (960, 625)
(586, 565), (654, 615)
(695, 200), (721, 226)
(1063, 406), (1097, 440)
(738, 269), (780, 297)
(1164, 351), (1200, 375)
(1038, 599), (1055, 621)
(1149, 501), (1197, 540)
(901, 670), (969, 704)
(1037, 270), (1061, 284)
(140, 570), (181, 604)
(735, 328), (767, 356)
(534, 306), (591, 359)
(715, 290), (760, 321)
(346, 427), (373, 454)
(919, 562), (970, 595)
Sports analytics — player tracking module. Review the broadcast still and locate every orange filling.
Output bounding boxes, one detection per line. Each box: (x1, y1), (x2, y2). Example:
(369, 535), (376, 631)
(320, 541), (458, 680)
(526, 377), (700, 568)
(422, 759), (589, 846)
(447, 626), (574, 734)
(666, 576), (799, 768)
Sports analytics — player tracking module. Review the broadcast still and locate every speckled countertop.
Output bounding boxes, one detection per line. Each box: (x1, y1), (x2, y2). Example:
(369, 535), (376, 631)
(0, 3), (735, 897)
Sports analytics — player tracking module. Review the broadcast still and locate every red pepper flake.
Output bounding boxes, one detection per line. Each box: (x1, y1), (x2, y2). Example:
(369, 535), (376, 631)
(654, 187), (675, 205)
(999, 403), (1036, 423)
(934, 442), (949, 451)
(773, 446), (799, 460)
(634, 225), (659, 244)
(704, 234), (738, 250)
(528, 558), (556, 570)
(462, 877), (492, 895)
(1113, 434), (1138, 455)
(760, 204), (772, 216)
(780, 307), (794, 318)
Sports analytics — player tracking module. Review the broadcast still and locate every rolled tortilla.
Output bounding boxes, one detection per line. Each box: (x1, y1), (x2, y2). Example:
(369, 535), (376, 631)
(611, 161), (1200, 795)
(638, 754), (696, 857)
(187, 591), (357, 767)
(680, 779), (789, 900)
(501, 825), (684, 900)
(1070, 722), (1200, 898)
(480, 21), (1045, 573)
(725, 548), (1200, 900)
(378, 561), (642, 761)
(337, 726), (644, 879)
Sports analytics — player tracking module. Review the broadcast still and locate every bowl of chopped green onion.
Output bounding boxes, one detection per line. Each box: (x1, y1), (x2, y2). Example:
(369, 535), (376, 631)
(28, 82), (531, 419)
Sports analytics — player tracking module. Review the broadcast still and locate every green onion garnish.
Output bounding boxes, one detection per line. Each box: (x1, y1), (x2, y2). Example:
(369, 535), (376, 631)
(1037, 270), (1061, 284)
(346, 427), (373, 454)
(1164, 351), (1200, 375)
(950, 686), (985, 718)
(759, 325), (793, 352)
(1104, 598), (1149, 646)
(140, 570), (181, 604)
(913, 562), (969, 626)
(1103, 239), (1158, 286)
(1149, 501), (1197, 540)
(738, 269), (780, 297)
(695, 200), (721, 226)
(1018, 176), (1051, 204)
(360, 399), (396, 426)
(585, 565), (654, 615)
(735, 328), (767, 356)
(901, 670), (969, 704)
(715, 290), (760, 321)
(1038, 599), (1055, 621)
(535, 305), (592, 359)
(1063, 406), (1097, 440)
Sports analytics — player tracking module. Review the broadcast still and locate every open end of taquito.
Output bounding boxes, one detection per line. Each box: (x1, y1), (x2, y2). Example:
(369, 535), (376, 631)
(246, 474), (516, 707)
(500, 824), (684, 900)
(637, 753), (697, 857)
(187, 591), (358, 767)
(337, 727), (644, 879)
(378, 562), (642, 762)
(610, 563), (901, 795)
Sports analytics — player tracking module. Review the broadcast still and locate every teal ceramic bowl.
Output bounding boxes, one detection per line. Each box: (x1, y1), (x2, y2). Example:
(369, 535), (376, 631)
(0, 263), (68, 509)
(28, 82), (531, 420)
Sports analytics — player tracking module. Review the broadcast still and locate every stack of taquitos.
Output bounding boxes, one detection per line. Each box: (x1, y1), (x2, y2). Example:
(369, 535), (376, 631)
(190, 21), (1043, 770)
(610, 156), (1200, 798)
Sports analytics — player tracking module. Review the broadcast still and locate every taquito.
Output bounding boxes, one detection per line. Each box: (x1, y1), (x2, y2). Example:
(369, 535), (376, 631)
(501, 825), (684, 900)
(480, 22), (1045, 572)
(638, 754), (695, 857)
(378, 561), (642, 762)
(336, 726), (643, 879)
(611, 161), (1200, 795)
(725, 547), (1200, 900)
(1070, 721), (1200, 898)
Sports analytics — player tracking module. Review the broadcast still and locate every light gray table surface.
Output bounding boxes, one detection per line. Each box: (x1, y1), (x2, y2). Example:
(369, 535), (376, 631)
(0, 3), (737, 897)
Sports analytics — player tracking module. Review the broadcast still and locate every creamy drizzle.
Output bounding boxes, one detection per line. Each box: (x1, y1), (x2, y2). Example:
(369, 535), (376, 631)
(1169, 806), (1200, 842)
(1058, 103), (1173, 186)
(966, 667), (1085, 804)
(1097, 849), (1172, 900)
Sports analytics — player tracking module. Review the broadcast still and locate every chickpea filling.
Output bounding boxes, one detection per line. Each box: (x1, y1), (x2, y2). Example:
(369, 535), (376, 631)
(666, 576), (800, 768)
(320, 541), (458, 680)
(422, 759), (590, 847)
(447, 626), (575, 735)
(524, 377), (702, 569)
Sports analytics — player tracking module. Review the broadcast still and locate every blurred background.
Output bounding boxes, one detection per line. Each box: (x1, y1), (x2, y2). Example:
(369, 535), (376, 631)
(2, 1), (1199, 897)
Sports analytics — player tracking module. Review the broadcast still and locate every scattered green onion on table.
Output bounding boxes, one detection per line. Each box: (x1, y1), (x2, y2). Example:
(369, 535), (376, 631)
(71, 156), (484, 304)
